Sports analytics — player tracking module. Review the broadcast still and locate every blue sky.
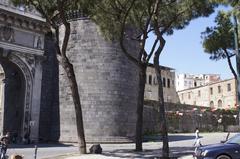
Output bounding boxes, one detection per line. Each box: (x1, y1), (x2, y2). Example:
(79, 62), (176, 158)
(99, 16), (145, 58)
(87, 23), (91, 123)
(146, 7), (235, 80)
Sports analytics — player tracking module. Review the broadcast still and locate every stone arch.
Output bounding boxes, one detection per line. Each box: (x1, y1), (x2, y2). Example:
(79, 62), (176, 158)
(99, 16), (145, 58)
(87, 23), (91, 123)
(2, 52), (33, 138)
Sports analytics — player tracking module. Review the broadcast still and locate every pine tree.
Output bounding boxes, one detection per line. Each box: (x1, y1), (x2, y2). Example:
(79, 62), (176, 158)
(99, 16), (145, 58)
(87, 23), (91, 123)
(90, 0), (216, 157)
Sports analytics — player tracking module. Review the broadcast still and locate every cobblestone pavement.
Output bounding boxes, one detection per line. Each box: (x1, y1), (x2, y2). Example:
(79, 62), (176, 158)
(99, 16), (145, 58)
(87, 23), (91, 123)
(42, 132), (237, 159)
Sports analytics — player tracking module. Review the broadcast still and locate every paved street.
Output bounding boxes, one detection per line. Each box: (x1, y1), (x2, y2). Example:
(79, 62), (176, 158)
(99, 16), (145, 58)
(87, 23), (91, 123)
(5, 132), (237, 159)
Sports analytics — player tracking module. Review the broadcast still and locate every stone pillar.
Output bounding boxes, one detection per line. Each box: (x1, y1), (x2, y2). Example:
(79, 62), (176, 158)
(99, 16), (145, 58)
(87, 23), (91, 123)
(30, 56), (43, 142)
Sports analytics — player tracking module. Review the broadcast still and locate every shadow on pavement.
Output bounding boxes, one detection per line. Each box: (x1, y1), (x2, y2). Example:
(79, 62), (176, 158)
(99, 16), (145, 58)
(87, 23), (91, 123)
(144, 134), (201, 142)
(101, 146), (194, 158)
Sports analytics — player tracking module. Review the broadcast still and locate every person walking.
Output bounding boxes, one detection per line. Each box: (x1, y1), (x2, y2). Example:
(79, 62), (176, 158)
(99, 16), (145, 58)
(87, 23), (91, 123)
(0, 132), (10, 159)
(194, 127), (199, 139)
(193, 128), (202, 155)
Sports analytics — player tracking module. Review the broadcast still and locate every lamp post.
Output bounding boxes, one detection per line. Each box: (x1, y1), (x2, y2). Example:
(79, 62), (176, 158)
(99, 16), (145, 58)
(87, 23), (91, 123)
(233, 15), (240, 124)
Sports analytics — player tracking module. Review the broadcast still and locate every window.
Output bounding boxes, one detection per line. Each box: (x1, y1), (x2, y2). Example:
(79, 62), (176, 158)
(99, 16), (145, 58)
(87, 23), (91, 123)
(227, 83), (231, 91)
(198, 90), (201, 97)
(218, 86), (221, 93)
(188, 92), (191, 99)
(167, 79), (170, 88)
(194, 81), (197, 87)
(149, 75), (152, 85)
(184, 81), (187, 86)
(210, 87), (213, 95)
(210, 101), (214, 108)
(163, 78), (166, 87)
(218, 100), (222, 108)
(154, 77), (158, 85)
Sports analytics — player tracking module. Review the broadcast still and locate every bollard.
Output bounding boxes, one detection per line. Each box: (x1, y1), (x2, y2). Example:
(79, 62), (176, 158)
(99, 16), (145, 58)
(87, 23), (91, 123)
(34, 145), (38, 159)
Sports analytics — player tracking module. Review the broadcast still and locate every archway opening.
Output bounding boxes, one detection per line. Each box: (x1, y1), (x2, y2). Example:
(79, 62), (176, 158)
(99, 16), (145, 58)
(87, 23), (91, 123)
(0, 58), (25, 141)
(210, 101), (214, 108)
(218, 99), (222, 108)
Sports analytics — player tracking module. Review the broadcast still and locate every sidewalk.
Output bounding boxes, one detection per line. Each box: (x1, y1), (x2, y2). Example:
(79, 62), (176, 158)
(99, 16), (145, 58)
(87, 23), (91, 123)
(44, 145), (194, 159)
(66, 154), (195, 159)
(46, 144), (194, 159)
(44, 132), (234, 159)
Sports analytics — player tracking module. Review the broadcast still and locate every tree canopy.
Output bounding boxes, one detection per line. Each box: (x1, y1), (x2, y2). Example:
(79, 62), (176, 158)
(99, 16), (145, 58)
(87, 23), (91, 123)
(11, 0), (94, 27)
(91, 0), (216, 42)
(201, 11), (235, 60)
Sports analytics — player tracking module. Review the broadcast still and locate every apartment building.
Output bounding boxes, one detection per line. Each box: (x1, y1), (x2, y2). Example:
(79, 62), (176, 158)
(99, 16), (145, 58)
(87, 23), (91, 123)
(176, 73), (221, 91)
(144, 64), (179, 103)
(177, 78), (236, 109)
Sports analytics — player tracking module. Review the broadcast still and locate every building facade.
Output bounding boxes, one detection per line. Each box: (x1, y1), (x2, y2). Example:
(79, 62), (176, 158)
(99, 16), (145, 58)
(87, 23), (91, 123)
(177, 78), (237, 109)
(176, 73), (221, 91)
(0, 0), (47, 142)
(144, 64), (179, 103)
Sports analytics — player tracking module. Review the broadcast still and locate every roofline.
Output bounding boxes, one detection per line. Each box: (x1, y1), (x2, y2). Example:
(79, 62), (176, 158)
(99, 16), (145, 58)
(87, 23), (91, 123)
(177, 78), (235, 92)
(147, 63), (175, 70)
(177, 73), (221, 76)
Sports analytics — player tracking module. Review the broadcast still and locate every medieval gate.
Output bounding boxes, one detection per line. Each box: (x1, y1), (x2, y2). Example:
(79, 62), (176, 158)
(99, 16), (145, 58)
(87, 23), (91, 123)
(0, 1), (47, 142)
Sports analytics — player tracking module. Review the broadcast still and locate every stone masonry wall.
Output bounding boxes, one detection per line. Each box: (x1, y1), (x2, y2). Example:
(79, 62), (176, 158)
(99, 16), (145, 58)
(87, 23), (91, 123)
(143, 102), (238, 134)
(58, 19), (139, 143)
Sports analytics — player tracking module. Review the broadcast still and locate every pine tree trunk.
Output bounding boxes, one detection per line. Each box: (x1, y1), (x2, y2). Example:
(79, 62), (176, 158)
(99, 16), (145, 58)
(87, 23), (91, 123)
(61, 56), (86, 154)
(56, 2), (87, 153)
(152, 31), (169, 156)
(135, 64), (147, 151)
(153, 63), (169, 157)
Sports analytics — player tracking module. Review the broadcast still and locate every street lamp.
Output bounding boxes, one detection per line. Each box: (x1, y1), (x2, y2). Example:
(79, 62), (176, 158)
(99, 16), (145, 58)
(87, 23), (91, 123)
(233, 14), (240, 125)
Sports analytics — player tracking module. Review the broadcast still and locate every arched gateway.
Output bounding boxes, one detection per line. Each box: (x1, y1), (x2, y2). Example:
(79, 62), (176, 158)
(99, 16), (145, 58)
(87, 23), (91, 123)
(0, 1), (47, 142)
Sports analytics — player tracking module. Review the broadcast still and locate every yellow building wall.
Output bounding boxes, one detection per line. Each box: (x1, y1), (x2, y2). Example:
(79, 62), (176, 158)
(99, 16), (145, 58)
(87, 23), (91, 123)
(178, 78), (236, 109)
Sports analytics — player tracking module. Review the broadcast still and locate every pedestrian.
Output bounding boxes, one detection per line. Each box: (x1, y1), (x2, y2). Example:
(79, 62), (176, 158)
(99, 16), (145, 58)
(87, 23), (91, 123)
(193, 128), (202, 155)
(195, 127), (199, 139)
(0, 132), (10, 159)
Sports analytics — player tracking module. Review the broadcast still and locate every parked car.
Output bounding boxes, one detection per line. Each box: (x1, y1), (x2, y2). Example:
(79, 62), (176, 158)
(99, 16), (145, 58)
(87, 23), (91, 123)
(195, 134), (240, 159)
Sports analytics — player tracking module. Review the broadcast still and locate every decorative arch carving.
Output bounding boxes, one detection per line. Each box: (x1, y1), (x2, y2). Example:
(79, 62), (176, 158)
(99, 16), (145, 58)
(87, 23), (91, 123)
(7, 52), (34, 137)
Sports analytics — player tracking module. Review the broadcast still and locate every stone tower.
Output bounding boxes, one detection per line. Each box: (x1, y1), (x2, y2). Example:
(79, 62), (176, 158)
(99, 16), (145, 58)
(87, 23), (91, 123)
(57, 16), (139, 142)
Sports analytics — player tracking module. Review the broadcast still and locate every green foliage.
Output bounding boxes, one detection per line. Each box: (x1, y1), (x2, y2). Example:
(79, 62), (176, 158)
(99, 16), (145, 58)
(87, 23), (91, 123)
(90, 0), (216, 41)
(11, 0), (96, 26)
(201, 11), (235, 60)
(210, 0), (240, 17)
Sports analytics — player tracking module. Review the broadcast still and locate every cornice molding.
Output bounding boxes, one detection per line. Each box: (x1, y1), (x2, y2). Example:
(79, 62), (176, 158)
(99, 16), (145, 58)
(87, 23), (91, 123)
(0, 41), (44, 56)
(0, 7), (49, 33)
